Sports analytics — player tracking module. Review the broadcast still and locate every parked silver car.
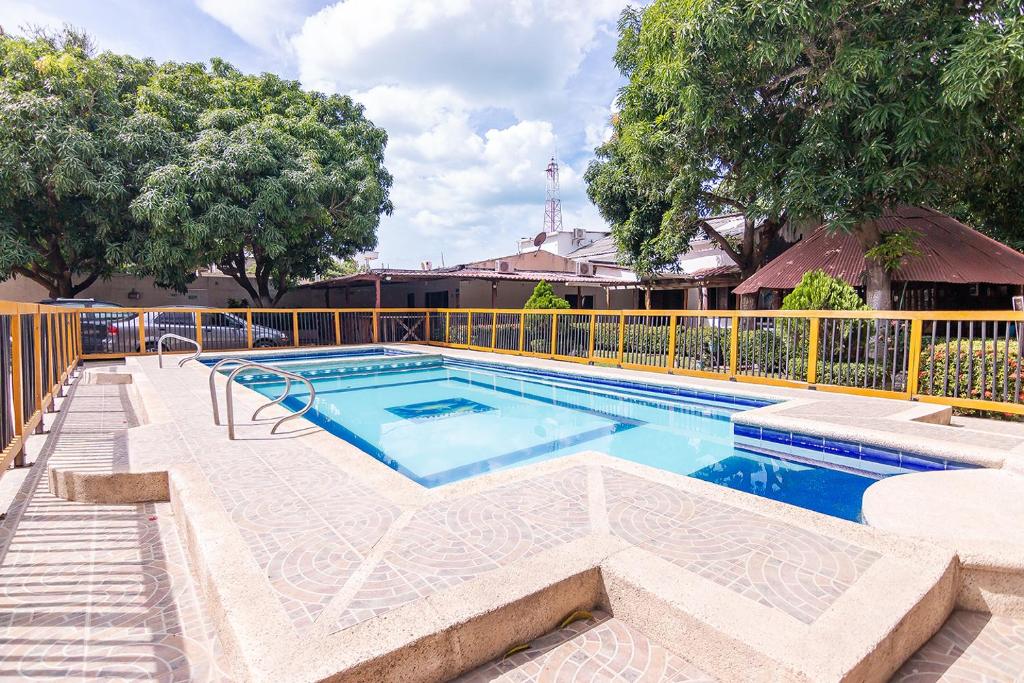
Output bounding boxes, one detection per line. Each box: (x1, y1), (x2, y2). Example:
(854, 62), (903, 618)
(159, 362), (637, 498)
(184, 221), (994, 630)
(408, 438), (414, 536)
(104, 310), (290, 352)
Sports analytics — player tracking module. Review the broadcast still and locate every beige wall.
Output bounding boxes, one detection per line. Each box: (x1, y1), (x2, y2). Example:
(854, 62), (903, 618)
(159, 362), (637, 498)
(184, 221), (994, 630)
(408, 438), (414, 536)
(310, 278), (639, 310)
(0, 273), (321, 308)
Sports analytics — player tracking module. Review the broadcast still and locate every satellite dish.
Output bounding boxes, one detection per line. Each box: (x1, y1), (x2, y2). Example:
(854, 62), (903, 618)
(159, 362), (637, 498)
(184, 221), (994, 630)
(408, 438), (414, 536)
(533, 232), (547, 247)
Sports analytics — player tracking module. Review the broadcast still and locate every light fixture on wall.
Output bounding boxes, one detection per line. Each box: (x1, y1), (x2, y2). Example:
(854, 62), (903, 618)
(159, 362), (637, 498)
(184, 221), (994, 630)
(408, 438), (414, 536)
(127, 288), (141, 300)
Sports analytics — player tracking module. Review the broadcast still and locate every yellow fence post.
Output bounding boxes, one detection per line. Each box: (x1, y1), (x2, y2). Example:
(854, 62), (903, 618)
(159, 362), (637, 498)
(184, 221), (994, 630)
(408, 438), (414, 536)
(617, 313), (626, 366)
(666, 314), (678, 371)
(372, 310), (380, 343)
(194, 311), (204, 349)
(588, 313), (596, 361)
(33, 311), (43, 428)
(518, 312), (525, 352)
(424, 311), (431, 344)
(729, 314), (739, 377)
(65, 313), (72, 374)
(490, 311), (497, 349)
(550, 312), (559, 357)
(806, 317), (820, 385)
(445, 311), (451, 344)
(47, 313), (55, 401)
(138, 310), (146, 354)
(11, 314), (24, 466)
(467, 312), (473, 346)
(906, 318), (924, 399)
(246, 310), (254, 348)
(334, 311), (342, 345)
(292, 311), (300, 347)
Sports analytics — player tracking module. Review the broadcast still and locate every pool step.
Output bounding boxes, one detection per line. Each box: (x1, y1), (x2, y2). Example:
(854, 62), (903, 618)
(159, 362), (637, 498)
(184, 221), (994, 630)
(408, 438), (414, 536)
(891, 609), (1024, 681)
(452, 610), (717, 682)
(234, 352), (444, 382)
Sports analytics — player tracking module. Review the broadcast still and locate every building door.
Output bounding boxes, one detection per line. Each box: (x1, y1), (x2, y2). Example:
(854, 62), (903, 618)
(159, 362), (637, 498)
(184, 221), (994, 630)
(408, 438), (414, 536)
(425, 290), (449, 307)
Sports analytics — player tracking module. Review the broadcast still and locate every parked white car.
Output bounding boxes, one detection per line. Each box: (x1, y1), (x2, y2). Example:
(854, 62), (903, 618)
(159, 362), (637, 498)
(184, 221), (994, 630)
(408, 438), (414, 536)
(103, 310), (290, 352)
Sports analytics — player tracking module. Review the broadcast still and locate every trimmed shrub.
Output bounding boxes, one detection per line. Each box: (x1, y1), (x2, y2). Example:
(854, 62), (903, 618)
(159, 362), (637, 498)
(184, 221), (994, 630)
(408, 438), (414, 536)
(917, 339), (1023, 417)
(524, 280), (570, 309)
(782, 270), (867, 311)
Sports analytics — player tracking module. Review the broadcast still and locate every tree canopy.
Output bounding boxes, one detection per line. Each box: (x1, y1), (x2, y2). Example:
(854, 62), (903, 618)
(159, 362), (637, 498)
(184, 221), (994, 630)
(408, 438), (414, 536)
(0, 29), (172, 297)
(0, 30), (392, 305)
(587, 0), (1024, 309)
(131, 61), (392, 306)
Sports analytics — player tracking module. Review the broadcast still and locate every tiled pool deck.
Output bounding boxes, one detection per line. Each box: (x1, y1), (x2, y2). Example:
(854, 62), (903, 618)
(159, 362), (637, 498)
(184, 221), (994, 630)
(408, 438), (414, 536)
(1, 347), (1023, 681)
(0, 384), (229, 681)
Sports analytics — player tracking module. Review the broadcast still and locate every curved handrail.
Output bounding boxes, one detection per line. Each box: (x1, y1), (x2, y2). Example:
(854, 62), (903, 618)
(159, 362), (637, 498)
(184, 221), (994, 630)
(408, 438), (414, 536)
(207, 358), (288, 425)
(224, 362), (316, 440)
(157, 333), (202, 368)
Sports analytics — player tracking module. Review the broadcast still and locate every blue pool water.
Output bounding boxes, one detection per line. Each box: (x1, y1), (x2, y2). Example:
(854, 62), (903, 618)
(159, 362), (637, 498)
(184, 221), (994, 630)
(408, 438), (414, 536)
(207, 351), (969, 522)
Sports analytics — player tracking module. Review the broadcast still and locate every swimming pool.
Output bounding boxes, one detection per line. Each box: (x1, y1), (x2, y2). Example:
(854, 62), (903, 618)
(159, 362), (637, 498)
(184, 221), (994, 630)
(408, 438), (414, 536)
(211, 349), (969, 522)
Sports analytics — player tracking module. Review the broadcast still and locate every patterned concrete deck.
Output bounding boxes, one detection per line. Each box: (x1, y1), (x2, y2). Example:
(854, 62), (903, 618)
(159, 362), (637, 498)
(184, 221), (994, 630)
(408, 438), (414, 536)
(0, 355), (1017, 681)
(455, 611), (716, 682)
(0, 382), (229, 681)
(893, 610), (1024, 682)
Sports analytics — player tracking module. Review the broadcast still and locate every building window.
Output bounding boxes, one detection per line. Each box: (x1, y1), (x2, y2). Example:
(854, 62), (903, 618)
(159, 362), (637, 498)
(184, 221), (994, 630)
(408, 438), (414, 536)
(406, 292), (416, 307)
(425, 290), (449, 307)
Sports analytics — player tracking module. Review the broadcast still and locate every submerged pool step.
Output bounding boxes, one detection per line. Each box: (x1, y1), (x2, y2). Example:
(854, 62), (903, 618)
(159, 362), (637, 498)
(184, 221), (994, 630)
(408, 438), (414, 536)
(233, 353), (445, 383)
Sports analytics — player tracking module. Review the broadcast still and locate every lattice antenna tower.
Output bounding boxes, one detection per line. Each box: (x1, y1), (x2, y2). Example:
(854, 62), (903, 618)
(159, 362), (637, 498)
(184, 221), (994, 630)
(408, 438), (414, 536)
(543, 156), (563, 233)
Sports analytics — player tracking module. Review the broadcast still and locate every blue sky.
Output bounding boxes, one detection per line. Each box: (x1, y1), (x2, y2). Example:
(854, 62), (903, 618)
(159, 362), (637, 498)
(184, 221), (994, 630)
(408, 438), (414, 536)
(1, 0), (630, 268)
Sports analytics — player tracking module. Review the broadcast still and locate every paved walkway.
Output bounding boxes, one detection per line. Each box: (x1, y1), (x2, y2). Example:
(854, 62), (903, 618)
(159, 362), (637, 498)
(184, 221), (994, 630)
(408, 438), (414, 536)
(455, 610), (716, 682)
(893, 610), (1024, 682)
(0, 382), (229, 682)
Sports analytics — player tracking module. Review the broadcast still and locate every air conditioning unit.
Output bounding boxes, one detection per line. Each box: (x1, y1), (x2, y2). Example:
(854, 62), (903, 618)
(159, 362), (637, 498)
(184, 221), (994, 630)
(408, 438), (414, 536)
(572, 228), (587, 242)
(575, 261), (594, 277)
(495, 260), (515, 274)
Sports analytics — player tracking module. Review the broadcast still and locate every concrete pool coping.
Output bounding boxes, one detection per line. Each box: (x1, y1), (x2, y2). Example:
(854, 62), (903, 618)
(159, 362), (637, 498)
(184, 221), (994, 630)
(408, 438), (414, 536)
(39, 346), (1018, 680)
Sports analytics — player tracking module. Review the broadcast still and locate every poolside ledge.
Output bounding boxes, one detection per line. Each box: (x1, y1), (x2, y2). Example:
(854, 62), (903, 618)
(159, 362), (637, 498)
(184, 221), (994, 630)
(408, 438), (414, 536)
(863, 468), (1024, 617)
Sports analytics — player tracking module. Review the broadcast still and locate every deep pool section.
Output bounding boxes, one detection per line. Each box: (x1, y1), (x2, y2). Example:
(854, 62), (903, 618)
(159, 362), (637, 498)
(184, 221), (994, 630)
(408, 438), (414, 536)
(222, 353), (943, 522)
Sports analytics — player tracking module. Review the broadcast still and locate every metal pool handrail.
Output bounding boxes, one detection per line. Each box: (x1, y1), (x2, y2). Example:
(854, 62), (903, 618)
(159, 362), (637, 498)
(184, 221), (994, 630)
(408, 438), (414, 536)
(223, 362), (316, 440)
(158, 333), (203, 368)
(207, 358), (288, 425)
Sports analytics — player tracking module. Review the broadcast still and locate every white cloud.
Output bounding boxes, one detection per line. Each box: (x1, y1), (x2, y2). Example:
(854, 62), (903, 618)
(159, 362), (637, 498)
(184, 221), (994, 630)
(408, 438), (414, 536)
(292, 0), (622, 117)
(290, 0), (624, 266)
(194, 0), (307, 54)
(0, 2), (64, 35)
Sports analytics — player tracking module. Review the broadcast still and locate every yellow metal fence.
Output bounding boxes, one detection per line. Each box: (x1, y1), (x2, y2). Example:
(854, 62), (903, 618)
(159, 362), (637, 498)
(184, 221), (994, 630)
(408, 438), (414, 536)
(0, 302), (82, 473)
(68, 306), (1024, 417)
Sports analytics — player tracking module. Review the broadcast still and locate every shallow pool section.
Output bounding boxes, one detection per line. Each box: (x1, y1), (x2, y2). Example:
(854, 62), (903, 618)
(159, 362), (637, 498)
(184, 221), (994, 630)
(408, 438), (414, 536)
(217, 352), (953, 522)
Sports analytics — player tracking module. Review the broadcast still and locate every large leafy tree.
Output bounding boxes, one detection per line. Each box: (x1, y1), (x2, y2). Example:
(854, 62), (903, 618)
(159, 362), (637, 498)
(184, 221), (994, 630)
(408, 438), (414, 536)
(589, 1), (1016, 309)
(585, 6), (791, 282)
(936, 3), (1024, 251)
(132, 61), (392, 306)
(0, 29), (173, 297)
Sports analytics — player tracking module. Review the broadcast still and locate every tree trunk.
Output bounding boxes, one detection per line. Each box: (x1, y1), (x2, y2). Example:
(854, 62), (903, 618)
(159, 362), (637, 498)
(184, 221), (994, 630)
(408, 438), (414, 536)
(855, 221), (893, 310)
(863, 261), (892, 310)
(54, 274), (74, 298)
